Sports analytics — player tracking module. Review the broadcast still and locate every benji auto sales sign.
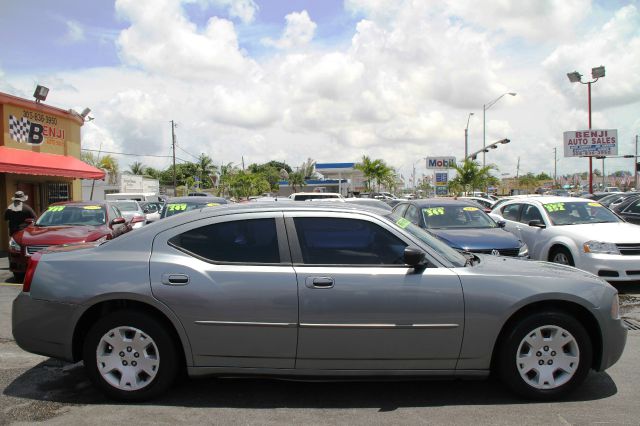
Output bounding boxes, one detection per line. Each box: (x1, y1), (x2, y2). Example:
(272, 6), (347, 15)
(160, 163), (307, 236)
(563, 129), (618, 157)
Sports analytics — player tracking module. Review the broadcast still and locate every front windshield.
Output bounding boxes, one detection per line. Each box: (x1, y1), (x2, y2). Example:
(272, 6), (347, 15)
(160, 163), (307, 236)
(543, 201), (621, 225)
(384, 214), (467, 267)
(422, 205), (496, 229)
(163, 201), (221, 217)
(36, 205), (106, 226)
(112, 201), (139, 212)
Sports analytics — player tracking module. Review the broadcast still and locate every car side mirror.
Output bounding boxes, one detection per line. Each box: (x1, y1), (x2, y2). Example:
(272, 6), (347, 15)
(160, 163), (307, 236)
(496, 220), (506, 228)
(404, 246), (427, 269)
(24, 218), (35, 225)
(528, 220), (546, 228)
(143, 208), (150, 214)
(110, 217), (126, 227)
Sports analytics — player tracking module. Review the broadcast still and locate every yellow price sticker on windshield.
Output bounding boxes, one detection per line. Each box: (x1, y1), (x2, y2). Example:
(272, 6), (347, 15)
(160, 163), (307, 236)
(206, 203), (220, 207)
(588, 202), (602, 207)
(83, 206), (101, 210)
(424, 207), (445, 216)
(544, 202), (565, 212)
(463, 207), (479, 211)
(396, 217), (411, 229)
(167, 203), (187, 211)
(47, 206), (65, 212)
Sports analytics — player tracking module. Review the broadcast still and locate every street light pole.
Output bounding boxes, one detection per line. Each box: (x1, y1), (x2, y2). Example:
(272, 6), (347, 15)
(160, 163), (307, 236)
(567, 66), (605, 194)
(464, 112), (474, 160)
(483, 93), (516, 167)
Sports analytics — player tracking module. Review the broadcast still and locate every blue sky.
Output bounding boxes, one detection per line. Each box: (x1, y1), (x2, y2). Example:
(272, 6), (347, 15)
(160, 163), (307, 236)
(1, 0), (639, 180)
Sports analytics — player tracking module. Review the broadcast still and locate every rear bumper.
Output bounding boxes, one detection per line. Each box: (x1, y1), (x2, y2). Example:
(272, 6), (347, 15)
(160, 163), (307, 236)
(12, 293), (78, 362)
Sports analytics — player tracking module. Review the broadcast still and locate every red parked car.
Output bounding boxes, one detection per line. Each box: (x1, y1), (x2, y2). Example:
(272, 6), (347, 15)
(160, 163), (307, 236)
(8, 201), (129, 281)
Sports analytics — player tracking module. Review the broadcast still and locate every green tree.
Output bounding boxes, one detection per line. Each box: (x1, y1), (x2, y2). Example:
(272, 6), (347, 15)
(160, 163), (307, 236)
(288, 171), (305, 193)
(449, 159), (495, 195)
(129, 161), (145, 175)
(355, 155), (376, 191)
(195, 154), (218, 189)
(518, 173), (539, 192)
(98, 155), (120, 184)
(81, 151), (99, 166)
(535, 172), (552, 181)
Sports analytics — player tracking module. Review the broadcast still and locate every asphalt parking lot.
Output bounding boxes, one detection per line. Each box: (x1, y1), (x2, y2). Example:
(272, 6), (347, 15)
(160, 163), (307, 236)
(2, 254), (640, 424)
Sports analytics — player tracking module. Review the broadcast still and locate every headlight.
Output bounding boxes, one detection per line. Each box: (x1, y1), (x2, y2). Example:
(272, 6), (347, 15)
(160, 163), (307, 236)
(611, 294), (620, 319)
(518, 242), (529, 257)
(9, 237), (21, 252)
(583, 241), (620, 254)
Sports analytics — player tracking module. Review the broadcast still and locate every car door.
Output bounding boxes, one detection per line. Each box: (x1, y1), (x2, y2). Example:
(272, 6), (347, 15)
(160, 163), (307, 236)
(517, 204), (549, 259)
(286, 211), (464, 370)
(149, 211), (298, 368)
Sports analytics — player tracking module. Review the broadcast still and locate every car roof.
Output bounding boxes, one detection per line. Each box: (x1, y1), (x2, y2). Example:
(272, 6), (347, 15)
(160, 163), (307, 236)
(502, 196), (592, 205)
(52, 201), (108, 206)
(397, 199), (480, 207)
(167, 196), (228, 203)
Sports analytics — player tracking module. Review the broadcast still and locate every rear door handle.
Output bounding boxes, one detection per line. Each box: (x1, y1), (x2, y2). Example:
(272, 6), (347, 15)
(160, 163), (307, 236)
(161, 273), (190, 285)
(305, 277), (334, 289)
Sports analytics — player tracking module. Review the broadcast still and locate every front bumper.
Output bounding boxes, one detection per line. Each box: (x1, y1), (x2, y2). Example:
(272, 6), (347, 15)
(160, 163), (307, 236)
(577, 253), (640, 282)
(598, 315), (628, 371)
(12, 293), (78, 362)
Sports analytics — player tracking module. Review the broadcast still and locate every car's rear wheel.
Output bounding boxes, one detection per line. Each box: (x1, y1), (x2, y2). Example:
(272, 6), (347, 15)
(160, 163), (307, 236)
(497, 311), (592, 400)
(550, 247), (574, 266)
(83, 311), (178, 401)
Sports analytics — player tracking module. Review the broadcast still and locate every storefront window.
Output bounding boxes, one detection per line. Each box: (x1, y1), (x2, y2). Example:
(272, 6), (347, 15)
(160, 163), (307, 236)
(46, 182), (70, 204)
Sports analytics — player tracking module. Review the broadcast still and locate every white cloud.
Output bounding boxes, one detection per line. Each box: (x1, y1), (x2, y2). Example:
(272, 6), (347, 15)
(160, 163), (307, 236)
(262, 10), (317, 49)
(63, 21), (85, 43)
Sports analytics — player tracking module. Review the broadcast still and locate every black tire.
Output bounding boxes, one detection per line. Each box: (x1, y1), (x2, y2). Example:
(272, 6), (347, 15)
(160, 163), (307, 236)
(549, 246), (574, 266)
(497, 311), (592, 400)
(83, 310), (179, 401)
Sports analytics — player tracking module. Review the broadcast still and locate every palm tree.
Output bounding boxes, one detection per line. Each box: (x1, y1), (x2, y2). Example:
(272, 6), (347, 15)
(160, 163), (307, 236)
(449, 159), (495, 195)
(129, 161), (145, 175)
(98, 155), (120, 184)
(299, 158), (317, 179)
(217, 162), (237, 197)
(196, 154), (218, 188)
(289, 171), (305, 193)
(355, 155), (376, 191)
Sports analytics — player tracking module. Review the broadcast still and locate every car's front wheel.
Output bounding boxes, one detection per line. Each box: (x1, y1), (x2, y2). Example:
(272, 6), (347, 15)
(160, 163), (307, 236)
(83, 311), (179, 401)
(497, 311), (592, 400)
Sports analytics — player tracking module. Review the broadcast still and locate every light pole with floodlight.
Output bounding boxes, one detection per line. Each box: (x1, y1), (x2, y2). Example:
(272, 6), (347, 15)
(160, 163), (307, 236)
(464, 112), (474, 160)
(567, 65), (605, 194)
(483, 92), (516, 167)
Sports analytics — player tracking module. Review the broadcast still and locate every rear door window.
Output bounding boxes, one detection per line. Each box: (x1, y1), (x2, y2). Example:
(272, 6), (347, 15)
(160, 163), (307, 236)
(169, 218), (280, 264)
(501, 203), (523, 221)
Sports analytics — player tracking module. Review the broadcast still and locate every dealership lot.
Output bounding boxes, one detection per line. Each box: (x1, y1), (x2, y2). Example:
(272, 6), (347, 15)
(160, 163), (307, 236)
(2, 256), (640, 424)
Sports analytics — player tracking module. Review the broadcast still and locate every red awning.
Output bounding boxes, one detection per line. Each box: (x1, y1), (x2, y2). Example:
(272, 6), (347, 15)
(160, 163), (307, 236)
(0, 147), (105, 179)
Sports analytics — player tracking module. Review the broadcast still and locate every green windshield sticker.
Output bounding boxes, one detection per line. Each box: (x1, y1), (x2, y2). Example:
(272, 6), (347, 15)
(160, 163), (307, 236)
(167, 203), (187, 211)
(47, 206), (65, 212)
(463, 206), (479, 211)
(206, 202), (220, 207)
(544, 203), (565, 212)
(396, 217), (411, 228)
(424, 207), (445, 216)
(588, 202), (602, 207)
(83, 206), (101, 210)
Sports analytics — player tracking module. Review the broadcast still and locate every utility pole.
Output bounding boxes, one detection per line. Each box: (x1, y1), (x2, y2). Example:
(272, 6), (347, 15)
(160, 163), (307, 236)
(516, 157), (520, 193)
(553, 148), (557, 188)
(635, 134), (638, 190)
(171, 120), (177, 195)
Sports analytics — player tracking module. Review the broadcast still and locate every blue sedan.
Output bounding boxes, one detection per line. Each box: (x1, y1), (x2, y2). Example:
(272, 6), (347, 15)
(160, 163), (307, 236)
(392, 199), (528, 257)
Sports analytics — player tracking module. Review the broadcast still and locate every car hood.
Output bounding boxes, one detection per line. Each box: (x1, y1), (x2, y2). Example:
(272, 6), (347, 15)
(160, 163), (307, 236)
(551, 222), (640, 243)
(14, 225), (107, 245)
(470, 253), (604, 283)
(428, 228), (521, 250)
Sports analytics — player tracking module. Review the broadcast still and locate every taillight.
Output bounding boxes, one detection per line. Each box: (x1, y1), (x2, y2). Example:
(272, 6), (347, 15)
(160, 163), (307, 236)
(23, 252), (42, 293)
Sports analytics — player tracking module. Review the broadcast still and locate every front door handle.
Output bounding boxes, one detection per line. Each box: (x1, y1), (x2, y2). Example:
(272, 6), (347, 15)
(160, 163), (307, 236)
(305, 277), (334, 289)
(161, 273), (190, 285)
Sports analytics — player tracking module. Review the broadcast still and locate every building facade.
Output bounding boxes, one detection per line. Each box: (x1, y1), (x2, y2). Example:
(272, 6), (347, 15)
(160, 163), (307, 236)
(0, 91), (104, 250)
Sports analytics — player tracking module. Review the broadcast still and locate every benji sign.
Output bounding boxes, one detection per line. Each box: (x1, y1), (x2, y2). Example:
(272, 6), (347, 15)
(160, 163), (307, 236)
(426, 157), (456, 169)
(563, 129), (618, 157)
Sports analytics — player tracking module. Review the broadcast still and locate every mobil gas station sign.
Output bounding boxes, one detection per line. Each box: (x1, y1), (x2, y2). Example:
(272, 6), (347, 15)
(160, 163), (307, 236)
(426, 156), (456, 169)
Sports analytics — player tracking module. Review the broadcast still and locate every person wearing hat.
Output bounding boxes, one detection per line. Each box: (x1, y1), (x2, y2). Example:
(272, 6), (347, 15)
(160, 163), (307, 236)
(4, 191), (37, 236)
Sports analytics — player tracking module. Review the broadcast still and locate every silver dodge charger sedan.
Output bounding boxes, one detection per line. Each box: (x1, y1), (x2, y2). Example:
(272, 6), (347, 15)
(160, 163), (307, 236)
(13, 203), (627, 401)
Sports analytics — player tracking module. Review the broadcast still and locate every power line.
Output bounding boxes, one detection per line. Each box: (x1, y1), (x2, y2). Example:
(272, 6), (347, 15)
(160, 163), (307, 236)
(177, 145), (200, 161)
(81, 148), (189, 163)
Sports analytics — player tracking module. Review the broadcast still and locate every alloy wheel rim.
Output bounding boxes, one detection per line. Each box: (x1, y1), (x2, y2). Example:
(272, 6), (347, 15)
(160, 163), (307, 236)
(96, 326), (160, 391)
(553, 253), (570, 264)
(516, 325), (580, 390)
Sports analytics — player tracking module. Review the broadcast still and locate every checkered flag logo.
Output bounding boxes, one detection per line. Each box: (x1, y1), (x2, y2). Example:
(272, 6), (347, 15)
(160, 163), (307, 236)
(8, 115), (31, 143)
